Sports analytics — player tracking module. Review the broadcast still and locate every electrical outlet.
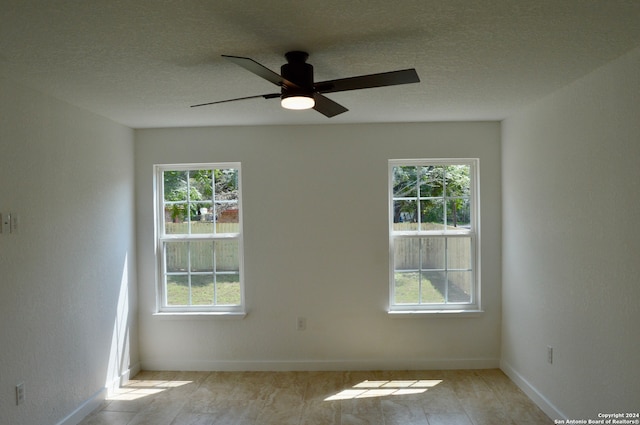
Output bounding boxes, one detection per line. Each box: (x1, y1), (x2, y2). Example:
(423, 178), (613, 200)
(296, 317), (307, 331)
(1, 213), (10, 234)
(16, 383), (25, 405)
(547, 346), (553, 364)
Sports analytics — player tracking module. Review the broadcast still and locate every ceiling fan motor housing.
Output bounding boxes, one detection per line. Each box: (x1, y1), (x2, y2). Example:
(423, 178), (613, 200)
(281, 51), (314, 98)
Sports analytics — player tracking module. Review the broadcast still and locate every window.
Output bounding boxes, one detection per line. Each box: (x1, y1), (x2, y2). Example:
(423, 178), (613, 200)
(155, 163), (244, 313)
(389, 159), (479, 313)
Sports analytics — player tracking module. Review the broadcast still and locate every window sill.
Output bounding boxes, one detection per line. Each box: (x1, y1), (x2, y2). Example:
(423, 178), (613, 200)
(388, 310), (483, 318)
(153, 311), (247, 320)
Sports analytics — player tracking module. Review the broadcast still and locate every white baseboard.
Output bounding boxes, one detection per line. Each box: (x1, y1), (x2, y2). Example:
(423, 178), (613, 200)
(58, 363), (142, 425)
(500, 359), (566, 421)
(105, 362), (142, 393)
(140, 357), (500, 372)
(128, 361), (142, 380)
(55, 388), (106, 425)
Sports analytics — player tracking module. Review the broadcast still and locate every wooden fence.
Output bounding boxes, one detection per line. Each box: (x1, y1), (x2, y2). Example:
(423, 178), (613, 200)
(393, 224), (473, 301)
(165, 223), (239, 271)
(394, 236), (471, 270)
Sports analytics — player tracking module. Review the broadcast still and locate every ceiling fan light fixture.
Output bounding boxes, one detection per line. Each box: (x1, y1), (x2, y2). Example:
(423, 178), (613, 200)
(281, 94), (315, 110)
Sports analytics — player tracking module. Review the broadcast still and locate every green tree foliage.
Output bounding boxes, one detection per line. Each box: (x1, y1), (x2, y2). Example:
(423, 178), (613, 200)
(393, 164), (470, 227)
(163, 169), (238, 222)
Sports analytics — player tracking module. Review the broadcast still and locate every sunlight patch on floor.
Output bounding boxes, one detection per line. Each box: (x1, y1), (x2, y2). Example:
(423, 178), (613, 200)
(107, 379), (192, 401)
(324, 379), (442, 401)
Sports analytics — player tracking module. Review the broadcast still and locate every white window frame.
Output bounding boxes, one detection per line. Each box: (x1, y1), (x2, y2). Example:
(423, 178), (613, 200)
(388, 158), (480, 314)
(154, 163), (245, 315)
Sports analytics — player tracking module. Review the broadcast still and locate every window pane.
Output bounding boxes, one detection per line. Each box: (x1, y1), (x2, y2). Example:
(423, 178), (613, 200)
(448, 237), (472, 270)
(447, 271), (472, 303)
(445, 165), (470, 197)
(191, 274), (214, 305)
(215, 168), (238, 231)
(420, 199), (444, 230)
(216, 273), (241, 305)
(394, 238), (420, 270)
(189, 169), (213, 201)
(392, 166), (417, 197)
(421, 237), (445, 269)
(165, 242), (188, 272)
(191, 204), (214, 234)
(215, 168), (238, 197)
(420, 271), (446, 303)
(420, 166), (444, 197)
(165, 204), (188, 234)
(216, 240), (239, 271)
(446, 199), (470, 229)
(166, 275), (189, 306)
(393, 200), (418, 231)
(164, 171), (188, 201)
(216, 201), (239, 233)
(190, 241), (214, 272)
(394, 272), (420, 304)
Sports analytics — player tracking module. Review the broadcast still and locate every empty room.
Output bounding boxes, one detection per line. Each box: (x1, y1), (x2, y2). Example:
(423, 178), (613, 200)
(1, 1), (638, 425)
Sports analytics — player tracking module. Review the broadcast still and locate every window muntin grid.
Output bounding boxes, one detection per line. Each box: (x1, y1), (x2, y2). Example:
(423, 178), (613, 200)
(389, 159), (479, 311)
(156, 164), (244, 313)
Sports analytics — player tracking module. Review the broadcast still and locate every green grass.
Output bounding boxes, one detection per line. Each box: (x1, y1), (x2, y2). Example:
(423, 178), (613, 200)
(394, 272), (445, 304)
(394, 272), (471, 304)
(166, 275), (241, 306)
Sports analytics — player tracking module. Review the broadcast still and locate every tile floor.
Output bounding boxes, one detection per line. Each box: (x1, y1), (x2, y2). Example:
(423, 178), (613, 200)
(80, 369), (553, 425)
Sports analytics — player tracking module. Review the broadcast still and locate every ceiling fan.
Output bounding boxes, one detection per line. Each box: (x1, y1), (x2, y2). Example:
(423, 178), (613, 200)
(190, 51), (420, 117)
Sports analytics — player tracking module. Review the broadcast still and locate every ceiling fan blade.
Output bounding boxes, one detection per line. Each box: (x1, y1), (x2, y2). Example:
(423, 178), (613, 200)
(222, 55), (298, 87)
(313, 93), (348, 117)
(190, 93), (280, 108)
(315, 68), (420, 94)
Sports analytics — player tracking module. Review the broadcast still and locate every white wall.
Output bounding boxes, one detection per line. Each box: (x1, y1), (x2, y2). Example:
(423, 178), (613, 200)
(501, 46), (640, 419)
(135, 122), (502, 371)
(0, 78), (138, 425)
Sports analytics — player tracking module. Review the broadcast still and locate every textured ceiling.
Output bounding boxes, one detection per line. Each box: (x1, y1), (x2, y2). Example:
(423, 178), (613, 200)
(1, 0), (639, 128)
